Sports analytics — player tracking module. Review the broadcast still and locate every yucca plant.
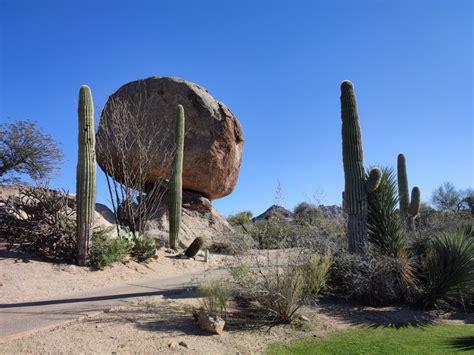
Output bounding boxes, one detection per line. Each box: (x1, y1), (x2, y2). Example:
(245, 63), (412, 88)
(420, 229), (474, 308)
(367, 167), (406, 258)
(366, 166), (416, 297)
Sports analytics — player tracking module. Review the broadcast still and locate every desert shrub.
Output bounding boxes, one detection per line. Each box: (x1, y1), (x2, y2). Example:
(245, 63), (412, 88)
(250, 218), (294, 249)
(227, 211), (253, 229)
(0, 184), (77, 262)
(293, 202), (323, 226)
(209, 230), (256, 255)
(329, 252), (412, 306)
(418, 229), (474, 309)
(300, 252), (331, 298)
(231, 249), (315, 323)
(197, 281), (233, 318)
(131, 235), (158, 262)
(90, 231), (134, 269)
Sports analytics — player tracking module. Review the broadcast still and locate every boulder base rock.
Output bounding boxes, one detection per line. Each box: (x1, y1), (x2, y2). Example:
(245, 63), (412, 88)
(144, 190), (234, 249)
(96, 76), (244, 200)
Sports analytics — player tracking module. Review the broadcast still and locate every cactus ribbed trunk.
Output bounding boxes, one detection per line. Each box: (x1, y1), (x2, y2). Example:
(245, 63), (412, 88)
(169, 105), (185, 250)
(397, 153), (420, 231)
(76, 85), (96, 266)
(341, 81), (380, 255)
(397, 153), (410, 228)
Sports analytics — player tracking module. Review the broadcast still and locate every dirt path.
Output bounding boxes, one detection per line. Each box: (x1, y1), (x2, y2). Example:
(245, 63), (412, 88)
(0, 268), (227, 342)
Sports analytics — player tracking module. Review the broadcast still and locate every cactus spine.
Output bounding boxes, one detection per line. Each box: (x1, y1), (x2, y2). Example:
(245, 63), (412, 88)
(76, 85), (96, 266)
(397, 153), (420, 231)
(341, 80), (381, 255)
(169, 104), (185, 250)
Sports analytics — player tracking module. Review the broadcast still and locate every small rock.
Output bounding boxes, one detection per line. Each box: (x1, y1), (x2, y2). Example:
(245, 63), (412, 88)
(197, 313), (225, 334)
(179, 341), (189, 348)
(168, 341), (179, 349)
(298, 315), (310, 322)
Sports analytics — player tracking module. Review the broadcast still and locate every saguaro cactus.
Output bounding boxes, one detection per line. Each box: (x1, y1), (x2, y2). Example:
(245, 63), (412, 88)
(341, 80), (382, 255)
(169, 104), (185, 250)
(397, 153), (420, 230)
(76, 85), (96, 266)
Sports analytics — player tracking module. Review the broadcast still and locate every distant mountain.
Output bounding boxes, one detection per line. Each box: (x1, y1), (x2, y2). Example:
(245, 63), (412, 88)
(318, 204), (344, 219)
(251, 204), (343, 223)
(252, 205), (293, 222)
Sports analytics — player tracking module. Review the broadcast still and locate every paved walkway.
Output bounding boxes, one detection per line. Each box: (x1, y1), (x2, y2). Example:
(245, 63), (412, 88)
(0, 269), (226, 343)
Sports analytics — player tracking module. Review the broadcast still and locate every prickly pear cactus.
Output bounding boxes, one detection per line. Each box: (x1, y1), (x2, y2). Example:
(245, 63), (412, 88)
(76, 85), (96, 266)
(341, 80), (381, 255)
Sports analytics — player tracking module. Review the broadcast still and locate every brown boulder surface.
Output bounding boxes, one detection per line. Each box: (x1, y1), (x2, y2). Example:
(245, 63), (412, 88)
(96, 76), (244, 200)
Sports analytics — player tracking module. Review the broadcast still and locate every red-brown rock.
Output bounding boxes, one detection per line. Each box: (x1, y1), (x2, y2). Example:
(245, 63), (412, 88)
(96, 77), (244, 200)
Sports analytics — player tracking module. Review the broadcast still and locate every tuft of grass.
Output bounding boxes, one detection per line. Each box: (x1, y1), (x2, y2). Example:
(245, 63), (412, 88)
(197, 281), (233, 318)
(268, 325), (474, 354)
(300, 252), (331, 297)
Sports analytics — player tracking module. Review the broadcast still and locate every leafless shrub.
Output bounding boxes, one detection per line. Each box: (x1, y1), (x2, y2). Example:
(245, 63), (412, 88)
(96, 87), (175, 238)
(0, 184), (76, 261)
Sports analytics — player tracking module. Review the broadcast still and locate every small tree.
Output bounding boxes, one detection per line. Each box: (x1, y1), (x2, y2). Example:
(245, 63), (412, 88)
(227, 211), (253, 228)
(0, 120), (63, 183)
(431, 182), (464, 212)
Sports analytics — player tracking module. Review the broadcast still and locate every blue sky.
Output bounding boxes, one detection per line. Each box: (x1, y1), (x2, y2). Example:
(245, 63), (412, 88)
(1, 0), (472, 217)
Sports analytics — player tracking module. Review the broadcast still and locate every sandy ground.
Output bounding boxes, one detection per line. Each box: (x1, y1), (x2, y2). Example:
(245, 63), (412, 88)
(1, 293), (472, 354)
(0, 248), (228, 303)
(1, 247), (472, 354)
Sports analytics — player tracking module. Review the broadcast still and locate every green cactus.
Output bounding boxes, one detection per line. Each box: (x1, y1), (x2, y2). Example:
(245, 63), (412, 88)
(397, 153), (421, 231)
(76, 85), (96, 266)
(169, 104), (185, 250)
(341, 80), (381, 255)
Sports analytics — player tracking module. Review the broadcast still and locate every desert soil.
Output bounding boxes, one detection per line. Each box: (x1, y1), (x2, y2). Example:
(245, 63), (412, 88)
(1, 248), (472, 354)
(0, 248), (227, 304)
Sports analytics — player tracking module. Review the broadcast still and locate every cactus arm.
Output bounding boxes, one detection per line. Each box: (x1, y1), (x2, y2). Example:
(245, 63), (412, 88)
(169, 105), (185, 250)
(366, 167), (382, 193)
(408, 186), (421, 217)
(76, 85), (96, 266)
(397, 153), (410, 218)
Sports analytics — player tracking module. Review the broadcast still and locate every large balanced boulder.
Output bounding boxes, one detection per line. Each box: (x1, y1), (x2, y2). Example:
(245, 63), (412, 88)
(96, 77), (244, 200)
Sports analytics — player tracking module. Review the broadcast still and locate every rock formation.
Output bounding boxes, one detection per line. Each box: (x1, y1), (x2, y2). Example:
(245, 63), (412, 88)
(96, 76), (244, 200)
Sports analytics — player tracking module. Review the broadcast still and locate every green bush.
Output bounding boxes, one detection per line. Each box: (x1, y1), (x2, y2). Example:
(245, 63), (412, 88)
(420, 229), (474, 308)
(250, 219), (294, 249)
(131, 235), (158, 262)
(91, 230), (134, 269)
(300, 252), (331, 297)
(293, 202), (323, 226)
(227, 211), (253, 228)
(197, 281), (233, 318)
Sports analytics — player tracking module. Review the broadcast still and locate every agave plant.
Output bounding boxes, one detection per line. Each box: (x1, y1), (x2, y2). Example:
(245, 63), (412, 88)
(421, 228), (474, 308)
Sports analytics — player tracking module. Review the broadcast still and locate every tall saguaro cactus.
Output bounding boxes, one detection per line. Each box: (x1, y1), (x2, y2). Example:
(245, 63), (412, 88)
(341, 80), (382, 255)
(169, 104), (185, 250)
(397, 153), (420, 231)
(76, 85), (96, 266)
